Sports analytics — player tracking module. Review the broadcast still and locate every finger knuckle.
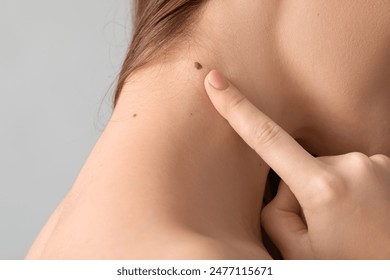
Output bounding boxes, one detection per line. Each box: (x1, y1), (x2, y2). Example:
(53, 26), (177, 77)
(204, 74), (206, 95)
(308, 171), (342, 207)
(226, 95), (246, 117)
(253, 119), (282, 148)
(348, 152), (370, 162)
(347, 152), (373, 173)
(370, 154), (390, 167)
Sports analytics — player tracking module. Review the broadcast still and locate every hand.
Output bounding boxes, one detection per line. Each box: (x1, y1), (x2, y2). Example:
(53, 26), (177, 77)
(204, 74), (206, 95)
(204, 69), (390, 259)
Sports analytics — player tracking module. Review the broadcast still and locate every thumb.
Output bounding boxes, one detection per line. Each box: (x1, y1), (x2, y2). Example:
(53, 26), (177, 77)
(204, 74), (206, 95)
(261, 180), (309, 259)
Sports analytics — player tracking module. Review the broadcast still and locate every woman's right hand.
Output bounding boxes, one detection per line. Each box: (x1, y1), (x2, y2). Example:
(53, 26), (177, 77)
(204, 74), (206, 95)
(204, 69), (390, 259)
(262, 152), (390, 259)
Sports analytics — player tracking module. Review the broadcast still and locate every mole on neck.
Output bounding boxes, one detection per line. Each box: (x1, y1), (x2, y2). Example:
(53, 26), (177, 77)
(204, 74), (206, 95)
(194, 62), (203, 70)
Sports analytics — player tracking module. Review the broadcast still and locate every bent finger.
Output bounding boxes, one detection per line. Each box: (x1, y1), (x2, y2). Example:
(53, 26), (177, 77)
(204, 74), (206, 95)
(261, 181), (308, 259)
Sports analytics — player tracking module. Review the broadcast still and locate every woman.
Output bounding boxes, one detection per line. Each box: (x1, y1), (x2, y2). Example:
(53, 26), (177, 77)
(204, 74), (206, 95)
(26, 0), (390, 259)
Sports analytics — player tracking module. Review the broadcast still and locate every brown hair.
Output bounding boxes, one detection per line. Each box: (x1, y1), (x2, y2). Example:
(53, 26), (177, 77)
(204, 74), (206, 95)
(113, 0), (209, 108)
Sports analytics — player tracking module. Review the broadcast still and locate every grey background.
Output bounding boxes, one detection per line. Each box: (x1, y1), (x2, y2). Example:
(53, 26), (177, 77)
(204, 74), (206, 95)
(0, 0), (132, 259)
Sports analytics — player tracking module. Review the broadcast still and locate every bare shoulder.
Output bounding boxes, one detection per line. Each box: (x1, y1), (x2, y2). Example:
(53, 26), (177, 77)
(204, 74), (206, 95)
(25, 199), (66, 259)
(37, 226), (270, 259)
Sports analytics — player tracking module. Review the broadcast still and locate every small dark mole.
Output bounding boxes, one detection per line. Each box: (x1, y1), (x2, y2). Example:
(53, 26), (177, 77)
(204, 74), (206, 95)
(133, 113), (137, 117)
(194, 62), (202, 70)
(317, 13), (319, 16)
(190, 112), (193, 116)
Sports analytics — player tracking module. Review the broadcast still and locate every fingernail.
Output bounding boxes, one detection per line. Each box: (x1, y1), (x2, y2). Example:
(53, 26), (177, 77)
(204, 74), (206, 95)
(207, 70), (229, 90)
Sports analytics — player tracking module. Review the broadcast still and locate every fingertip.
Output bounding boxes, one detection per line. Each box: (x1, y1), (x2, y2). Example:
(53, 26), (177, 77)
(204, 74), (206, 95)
(206, 70), (229, 91)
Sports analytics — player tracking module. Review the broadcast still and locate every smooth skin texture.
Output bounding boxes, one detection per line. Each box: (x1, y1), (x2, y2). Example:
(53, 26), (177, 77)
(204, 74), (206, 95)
(27, 0), (390, 259)
(205, 69), (390, 259)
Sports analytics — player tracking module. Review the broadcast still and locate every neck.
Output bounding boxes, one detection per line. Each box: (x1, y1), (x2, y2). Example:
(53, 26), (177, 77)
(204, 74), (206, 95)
(108, 53), (300, 252)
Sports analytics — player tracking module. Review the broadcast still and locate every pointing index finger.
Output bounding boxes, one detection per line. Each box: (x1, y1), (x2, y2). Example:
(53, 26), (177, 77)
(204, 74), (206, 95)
(204, 70), (323, 199)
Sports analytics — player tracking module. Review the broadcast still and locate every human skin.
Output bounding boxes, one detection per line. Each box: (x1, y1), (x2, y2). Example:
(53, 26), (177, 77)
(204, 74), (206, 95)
(205, 69), (390, 259)
(26, 0), (390, 259)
